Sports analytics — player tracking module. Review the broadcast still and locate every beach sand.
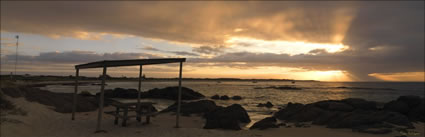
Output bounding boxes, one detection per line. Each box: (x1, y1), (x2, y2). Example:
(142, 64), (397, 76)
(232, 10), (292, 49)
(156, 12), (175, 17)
(1, 96), (424, 137)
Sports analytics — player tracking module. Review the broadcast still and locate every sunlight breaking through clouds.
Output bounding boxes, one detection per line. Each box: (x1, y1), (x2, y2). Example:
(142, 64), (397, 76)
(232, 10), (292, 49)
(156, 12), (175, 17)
(225, 37), (349, 55)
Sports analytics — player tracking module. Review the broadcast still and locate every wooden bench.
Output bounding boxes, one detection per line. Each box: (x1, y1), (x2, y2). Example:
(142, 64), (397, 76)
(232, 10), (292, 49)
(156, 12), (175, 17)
(104, 101), (157, 127)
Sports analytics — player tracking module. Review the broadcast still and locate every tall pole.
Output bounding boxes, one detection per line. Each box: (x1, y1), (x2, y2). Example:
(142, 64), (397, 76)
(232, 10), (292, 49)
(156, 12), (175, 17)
(176, 62), (183, 128)
(72, 68), (79, 120)
(14, 35), (19, 78)
(136, 65), (143, 121)
(96, 66), (107, 132)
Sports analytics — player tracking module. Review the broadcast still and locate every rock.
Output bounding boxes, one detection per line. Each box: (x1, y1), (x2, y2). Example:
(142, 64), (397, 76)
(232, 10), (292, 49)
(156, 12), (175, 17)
(211, 95), (220, 100)
(145, 86), (205, 100)
(355, 128), (393, 134)
(342, 98), (377, 110)
(397, 96), (422, 107)
(2, 86), (98, 113)
(312, 111), (341, 125)
(231, 96), (242, 100)
(98, 87), (205, 100)
(407, 100), (424, 122)
(161, 100), (218, 115)
(204, 104), (251, 130)
(255, 86), (301, 90)
(274, 102), (304, 120)
(314, 101), (354, 112)
(265, 102), (274, 108)
(220, 95), (230, 100)
(258, 102), (274, 108)
(250, 117), (278, 130)
(384, 100), (410, 114)
(78, 91), (93, 96)
(327, 110), (413, 129)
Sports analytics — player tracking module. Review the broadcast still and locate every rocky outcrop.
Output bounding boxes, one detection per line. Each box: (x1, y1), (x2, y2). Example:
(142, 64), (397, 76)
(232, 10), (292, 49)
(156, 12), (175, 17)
(384, 96), (424, 122)
(250, 117), (278, 130)
(161, 100), (218, 115)
(211, 95), (220, 100)
(2, 87), (98, 113)
(204, 104), (251, 130)
(257, 101), (274, 108)
(273, 96), (424, 134)
(220, 95), (230, 100)
(211, 94), (242, 100)
(231, 96), (242, 100)
(97, 87), (205, 100)
(254, 86), (302, 90)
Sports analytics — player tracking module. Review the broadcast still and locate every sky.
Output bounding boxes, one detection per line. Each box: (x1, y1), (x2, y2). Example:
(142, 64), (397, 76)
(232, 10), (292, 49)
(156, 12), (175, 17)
(1, 1), (424, 82)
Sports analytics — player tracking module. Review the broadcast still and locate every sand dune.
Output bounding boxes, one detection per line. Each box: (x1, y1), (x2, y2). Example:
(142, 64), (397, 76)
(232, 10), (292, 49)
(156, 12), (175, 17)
(1, 96), (424, 137)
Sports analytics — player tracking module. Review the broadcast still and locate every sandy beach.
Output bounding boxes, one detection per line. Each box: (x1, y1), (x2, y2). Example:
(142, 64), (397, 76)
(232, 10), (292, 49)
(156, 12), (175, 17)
(1, 95), (423, 137)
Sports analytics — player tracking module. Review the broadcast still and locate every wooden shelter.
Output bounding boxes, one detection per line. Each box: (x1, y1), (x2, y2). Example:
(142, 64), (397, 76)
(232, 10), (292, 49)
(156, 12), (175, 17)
(71, 58), (186, 132)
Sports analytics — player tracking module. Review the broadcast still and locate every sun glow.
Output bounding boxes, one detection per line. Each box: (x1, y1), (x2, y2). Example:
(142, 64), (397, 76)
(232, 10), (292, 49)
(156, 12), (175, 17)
(225, 37), (349, 55)
(369, 72), (425, 82)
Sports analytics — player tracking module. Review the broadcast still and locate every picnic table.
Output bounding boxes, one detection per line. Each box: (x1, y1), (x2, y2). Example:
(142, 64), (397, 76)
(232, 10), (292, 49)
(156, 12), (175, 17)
(105, 101), (157, 127)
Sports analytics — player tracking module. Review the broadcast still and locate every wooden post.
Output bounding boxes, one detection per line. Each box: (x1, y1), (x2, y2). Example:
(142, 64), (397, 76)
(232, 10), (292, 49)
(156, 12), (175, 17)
(136, 65), (142, 121)
(72, 68), (79, 120)
(176, 62), (183, 128)
(96, 66), (107, 132)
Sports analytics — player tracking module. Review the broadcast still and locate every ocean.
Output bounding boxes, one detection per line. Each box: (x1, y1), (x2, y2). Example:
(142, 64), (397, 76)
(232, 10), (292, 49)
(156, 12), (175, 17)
(41, 81), (425, 124)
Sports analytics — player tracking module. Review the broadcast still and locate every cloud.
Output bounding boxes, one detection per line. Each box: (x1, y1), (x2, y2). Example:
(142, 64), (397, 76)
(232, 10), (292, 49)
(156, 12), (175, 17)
(142, 46), (161, 51)
(2, 51), (161, 64)
(141, 46), (199, 56)
(1, 1), (423, 80)
(170, 51), (199, 56)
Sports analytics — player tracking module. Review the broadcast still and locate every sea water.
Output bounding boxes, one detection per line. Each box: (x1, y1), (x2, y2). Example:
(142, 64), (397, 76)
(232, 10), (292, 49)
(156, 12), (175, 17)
(41, 81), (424, 124)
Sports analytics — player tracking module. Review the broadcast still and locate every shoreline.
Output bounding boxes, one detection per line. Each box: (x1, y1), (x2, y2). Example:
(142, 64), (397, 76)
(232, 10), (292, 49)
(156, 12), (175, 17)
(1, 82), (424, 137)
(1, 96), (424, 137)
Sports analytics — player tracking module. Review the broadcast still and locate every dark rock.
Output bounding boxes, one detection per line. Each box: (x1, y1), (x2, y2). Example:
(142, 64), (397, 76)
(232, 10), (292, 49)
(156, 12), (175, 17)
(2, 87), (98, 113)
(356, 128), (392, 134)
(384, 100), (410, 114)
(255, 86), (301, 90)
(274, 102), (304, 120)
(327, 110), (413, 129)
(231, 96), (242, 100)
(342, 98), (377, 110)
(145, 86), (205, 100)
(211, 95), (220, 100)
(314, 101), (354, 112)
(397, 96), (422, 108)
(161, 100), (218, 115)
(407, 100), (424, 122)
(220, 95), (230, 100)
(79, 91), (93, 96)
(204, 104), (251, 130)
(265, 102), (273, 108)
(312, 111), (341, 125)
(257, 101), (274, 108)
(250, 117), (278, 130)
(2, 87), (26, 98)
(98, 87), (205, 100)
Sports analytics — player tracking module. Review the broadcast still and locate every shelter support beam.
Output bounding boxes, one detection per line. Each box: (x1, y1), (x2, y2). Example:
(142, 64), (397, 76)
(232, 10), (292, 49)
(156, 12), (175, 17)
(96, 66), (107, 132)
(72, 69), (79, 120)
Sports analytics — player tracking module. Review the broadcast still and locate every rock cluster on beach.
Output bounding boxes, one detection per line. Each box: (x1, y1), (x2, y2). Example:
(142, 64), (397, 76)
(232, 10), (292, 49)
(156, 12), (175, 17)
(249, 96), (424, 134)
(97, 87), (205, 100)
(210, 94), (242, 100)
(161, 100), (251, 130)
(1, 87), (98, 113)
(254, 86), (302, 90)
(257, 101), (274, 108)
